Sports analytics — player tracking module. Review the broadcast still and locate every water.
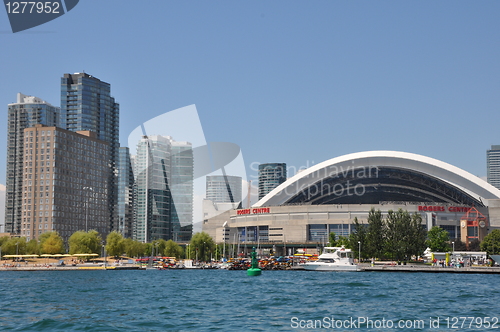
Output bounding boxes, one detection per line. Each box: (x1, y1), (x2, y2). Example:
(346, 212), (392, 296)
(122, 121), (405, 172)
(0, 270), (498, 331)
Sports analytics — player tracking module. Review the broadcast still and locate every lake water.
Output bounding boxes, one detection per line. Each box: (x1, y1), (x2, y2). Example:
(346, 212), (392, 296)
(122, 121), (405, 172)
(0, 269), (498, 331)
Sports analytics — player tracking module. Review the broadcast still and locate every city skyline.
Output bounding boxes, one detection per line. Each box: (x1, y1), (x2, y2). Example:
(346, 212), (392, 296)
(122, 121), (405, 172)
(2, 2), (500, 229)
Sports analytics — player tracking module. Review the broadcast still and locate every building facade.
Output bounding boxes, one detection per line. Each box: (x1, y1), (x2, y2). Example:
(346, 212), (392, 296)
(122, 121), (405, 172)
(258, 163), (287, 200)
(60, 73), (120, 233)
(487, 145), (500, 190)
(133, 136), (193, 243)
(4, 93), (60, 234)
(170, 141), (194, 241)
(118, 147), (134, 238)
(21, 125), (110, 242)
(206, 175), (242, 203)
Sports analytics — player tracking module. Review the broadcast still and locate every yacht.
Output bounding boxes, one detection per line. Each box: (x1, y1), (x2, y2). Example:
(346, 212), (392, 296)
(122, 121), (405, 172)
(302, 246), (361, 271)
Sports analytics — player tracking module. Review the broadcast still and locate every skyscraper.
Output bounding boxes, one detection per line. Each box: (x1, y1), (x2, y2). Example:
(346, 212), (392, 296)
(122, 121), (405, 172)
(206, 175), (242, 203)
(133, 136), (193, 243)
(22, 124), (110, 242)
(258, 163), (287, 200)
(61, 73), (119, 233)
(4, 93), (60, 234)
(487, 145), (500, 190)
(170, 141), (194, 242)
(118, 147), (134, 238)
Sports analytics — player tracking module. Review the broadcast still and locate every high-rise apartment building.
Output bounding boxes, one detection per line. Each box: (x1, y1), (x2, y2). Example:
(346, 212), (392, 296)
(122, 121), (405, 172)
(21, 125), (110, 242)
(206, 175), (242, 203)
(60, 73), (119, 233)
(133, 136), (193, 243)
(118, 147), (134, 238)
(4, 93), (60, 234)
(487, 145), (500, 190)
(258, 163), (287, 200)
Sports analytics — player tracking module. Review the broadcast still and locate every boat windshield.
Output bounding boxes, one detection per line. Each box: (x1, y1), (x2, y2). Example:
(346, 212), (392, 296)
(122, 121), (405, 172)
(318, 258), (335, 263)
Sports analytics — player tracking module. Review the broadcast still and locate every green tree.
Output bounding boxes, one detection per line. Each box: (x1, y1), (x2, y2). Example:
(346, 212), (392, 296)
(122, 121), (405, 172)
(164, 240), (183, 258)
(481, 229), (500, 255)
(26, 239), (40, 254)
(39, 232), (65, 254)
(336, 236), (350, 247)
(2, 237), (27, 256)
(105, 231), (125, 258)
(328, 232), (337, 246)
(123, 238), (147, 258)
(68, 230), (102, 255)
(190, 232), (215, 262)
(408, 212), (427, 259)
(426, 226), (451, 252)
(349, 217), (367, 260)
(366, 208), (385, 259)
(385, 209), (425, 262)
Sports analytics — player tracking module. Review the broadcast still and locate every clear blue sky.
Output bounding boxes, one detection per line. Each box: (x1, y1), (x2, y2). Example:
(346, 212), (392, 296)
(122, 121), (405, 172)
(1, 0), (499, 187)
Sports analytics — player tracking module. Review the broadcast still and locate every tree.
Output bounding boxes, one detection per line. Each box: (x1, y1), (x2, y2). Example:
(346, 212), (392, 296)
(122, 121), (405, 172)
(366, 208), (385, 259)
(481, 229), (500, 255)
(426, 226), (451, 252)
(328, 232), (337, 246)
(190, 232), (215, 262)
(26, 239), (40, 254)
(68, 230), (102, 255)
(349, 217), (367, 260)
(164, 240), (183, 258)
(40, 232), (65, 254)
(408, 212), (427, 259)
(123, 238), (147, 258)
(106, 231), (125, 258)
(2, 237), (27, 256)
(384, 209), (425, 262)
(337, 236), (350, 247)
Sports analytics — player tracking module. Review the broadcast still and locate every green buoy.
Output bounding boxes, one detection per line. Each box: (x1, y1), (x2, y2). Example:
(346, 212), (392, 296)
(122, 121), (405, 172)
(247, 247), (262, 276)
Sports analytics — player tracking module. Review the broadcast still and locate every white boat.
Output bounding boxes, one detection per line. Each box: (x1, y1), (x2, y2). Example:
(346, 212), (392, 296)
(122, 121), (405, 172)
(302, 246), (361, 271)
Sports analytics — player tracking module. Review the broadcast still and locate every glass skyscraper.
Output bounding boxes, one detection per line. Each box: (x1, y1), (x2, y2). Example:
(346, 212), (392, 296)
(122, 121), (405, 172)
(61, 73), (120, 233)
(133, 136), (193, 243)
(487, 145), (500, 190)
(170, 141), (194, 241)
(206, 175), (242, 203)
(258, 163), (287, 200)
(118, 147), (134, 238)
(4, 93), (60, 234)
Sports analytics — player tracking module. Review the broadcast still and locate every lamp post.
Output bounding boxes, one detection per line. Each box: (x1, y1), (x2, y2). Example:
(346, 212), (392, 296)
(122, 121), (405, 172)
(358, 241), (361, 264)
(452, 241), (455, 254)
(103, 244), (107, 269)
(203, 242), (206, 262)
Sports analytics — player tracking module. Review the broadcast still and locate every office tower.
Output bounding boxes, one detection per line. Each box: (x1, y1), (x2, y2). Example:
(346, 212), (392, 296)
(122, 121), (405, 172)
(61, 73), (119, 233)
(4, 93), (60, 235)
(133, 135), (193, 243)
(170, 141), (194, 241)
(118, 147), (134, 238)
(487, 145), (500, 190)
(258, 163), (287, 200)
(21, 125), (110, 242)
(206, 175), (242, 203)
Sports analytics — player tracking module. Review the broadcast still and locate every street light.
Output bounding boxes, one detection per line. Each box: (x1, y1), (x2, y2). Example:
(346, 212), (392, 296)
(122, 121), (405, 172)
(452, 241), (455, 254)
(358, 241), (361, 264)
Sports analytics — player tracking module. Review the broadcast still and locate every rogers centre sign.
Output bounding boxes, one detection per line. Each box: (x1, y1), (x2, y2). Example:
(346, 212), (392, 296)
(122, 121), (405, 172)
(418, 206), (471, 213)
(237, 208), (271, 215)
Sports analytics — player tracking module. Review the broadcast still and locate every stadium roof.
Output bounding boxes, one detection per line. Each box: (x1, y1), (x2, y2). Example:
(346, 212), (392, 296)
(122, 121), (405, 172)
(254, 151), (500, 207)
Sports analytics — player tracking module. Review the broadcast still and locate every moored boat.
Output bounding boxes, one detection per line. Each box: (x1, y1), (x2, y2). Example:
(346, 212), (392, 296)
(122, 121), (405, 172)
(301, 246), (360, 272)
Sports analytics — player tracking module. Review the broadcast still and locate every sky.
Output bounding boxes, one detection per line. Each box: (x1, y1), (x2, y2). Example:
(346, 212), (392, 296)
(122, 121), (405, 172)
(1, 1), (500, 226)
